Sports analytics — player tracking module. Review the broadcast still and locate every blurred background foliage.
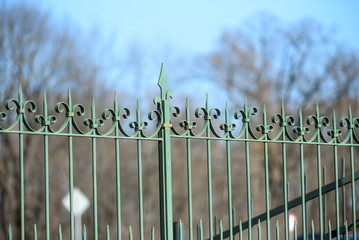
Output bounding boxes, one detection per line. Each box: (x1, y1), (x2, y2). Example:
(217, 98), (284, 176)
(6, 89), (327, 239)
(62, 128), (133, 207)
(0, 1), (359, 239)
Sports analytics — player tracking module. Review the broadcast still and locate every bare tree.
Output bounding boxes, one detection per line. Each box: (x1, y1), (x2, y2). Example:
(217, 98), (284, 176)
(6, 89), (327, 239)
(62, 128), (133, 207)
(0, 2), (109, 238)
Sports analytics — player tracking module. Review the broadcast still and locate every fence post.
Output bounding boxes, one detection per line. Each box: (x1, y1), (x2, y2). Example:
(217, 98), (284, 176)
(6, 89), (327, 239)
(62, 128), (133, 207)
(157, 64), (173, 240)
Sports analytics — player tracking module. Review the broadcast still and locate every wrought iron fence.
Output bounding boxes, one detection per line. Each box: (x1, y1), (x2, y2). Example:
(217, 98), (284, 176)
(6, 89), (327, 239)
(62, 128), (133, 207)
(0, 65), (359, 240)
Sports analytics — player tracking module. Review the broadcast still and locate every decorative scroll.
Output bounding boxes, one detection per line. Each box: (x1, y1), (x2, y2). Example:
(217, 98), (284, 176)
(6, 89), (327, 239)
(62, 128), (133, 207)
(0, 85), (163, 139)
(1, 68), (358, 144)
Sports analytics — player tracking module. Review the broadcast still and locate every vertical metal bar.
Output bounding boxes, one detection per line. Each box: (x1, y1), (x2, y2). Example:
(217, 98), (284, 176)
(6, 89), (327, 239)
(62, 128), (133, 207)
(180, 220), (183, 240)
(257, 220), (261, 240)
(239, 220), (242, 240)
(311, 220), (314, 240)
(342, 158), (346, 225)
(225, 103), (233, 240)
(43, 93), (50, 240)
(18, 84), (25, 240)
(333, 111), (340, 239)
(345, 220), (348, 240)
(275, 221), (279, 240)
(198, 220), (203, 240)
(220, 220), (223, 240)
(244, 98), (252, 240)
(304, 175), (308, 238)
(68, 89), (75, 240)
(186, 98), (193, 240)
(263, 105), (270, 239)
(349, 106), (357, 240)
(315, 104), (323, 240)
(114, 92), (121, 240)
(328, 220), (331, 239)
(299, 109), (306, 240)
(8, 224), (11, 240)
(323, 166), (327, 234)
(206, 94), (213, 240)
(214, 216), (218, 236)
(83, 225), (87, 240)
(174, 222), (180, 240)
(137, 101), (144, 240)
(107, 225), (110, 240)
(91, 97), (98, 240)
(232, 208), (236, 240)
(294, 220), (297, 240)
(128, 226), (132, 240)
(59, 224), (62, 240)
(157, 66), (173, 240)
(151, 227), (155, 240)
(34, 224), (37, 240)
(281, 102), (289, 240)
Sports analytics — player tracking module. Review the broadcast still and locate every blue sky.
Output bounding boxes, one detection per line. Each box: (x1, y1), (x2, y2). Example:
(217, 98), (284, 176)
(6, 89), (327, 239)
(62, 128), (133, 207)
(39, 0), (359, 54)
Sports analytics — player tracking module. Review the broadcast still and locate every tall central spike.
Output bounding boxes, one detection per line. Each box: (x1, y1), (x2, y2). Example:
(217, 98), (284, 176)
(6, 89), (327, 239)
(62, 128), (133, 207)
(157, 64), (168, 98)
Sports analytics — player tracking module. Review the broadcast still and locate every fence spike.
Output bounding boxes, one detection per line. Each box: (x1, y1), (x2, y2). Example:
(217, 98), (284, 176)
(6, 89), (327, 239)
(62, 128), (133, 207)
(311, 220), (315, 240)
(179, 219), (183, 240)
(83, 225), (87, 240)
(276, 220), (279, 240)
(151, 227), (155, 240)
(58, 224), (62, 240)
(129, 226), (132, 240)
(220, 219), (223, 240)
(197, 219), (203, 240)
(68, 87), (72, 103)
(106, 225), (110, 240)
(8, 224), (11, 240)
(34, 224), (37, 240)
(257, 219), (261, 240)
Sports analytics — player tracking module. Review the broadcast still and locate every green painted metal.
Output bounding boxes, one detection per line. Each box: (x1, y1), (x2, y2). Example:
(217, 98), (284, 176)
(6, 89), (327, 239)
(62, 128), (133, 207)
(0, 65), (359, 240)
(67, 88), (75, 240)
(129, 226), (132, 240)
(257, 219), (261, 240)
(8, 224), (11, 240)
(113, 92), (122, 240)
(83, 225), (87, 240)
(59, 224), (62, 240)
(220, 220), (223, 240)
(34, 224), (37, 240)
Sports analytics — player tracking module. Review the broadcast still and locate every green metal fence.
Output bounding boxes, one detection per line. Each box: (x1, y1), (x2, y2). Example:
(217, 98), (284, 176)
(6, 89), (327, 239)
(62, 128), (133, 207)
(1, 65), (358, 240)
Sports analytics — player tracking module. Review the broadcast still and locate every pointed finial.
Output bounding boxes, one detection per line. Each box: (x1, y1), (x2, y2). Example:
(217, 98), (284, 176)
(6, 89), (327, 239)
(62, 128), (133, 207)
(58, 224), (62, 240)
(206, 93), (209, 109)
(18, 83), (23, 102)
(43, 92), (47, 116)
(129, 225), (133, 240)
(68, 87), (72, 105)
(8, 224), (12, 240)
(225, 101), (229, 122)
(186, 97), (190, 118)
(157, 63), (168, 93)
(33, 224), (37, 239)
(151, 226), (155, 240)
(83, 225), (86, 240)
(106, 225), (110, 240)
(263, 104), (267, 122)
(136, 99), (140, 120)
(114, 91), (118, 110)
